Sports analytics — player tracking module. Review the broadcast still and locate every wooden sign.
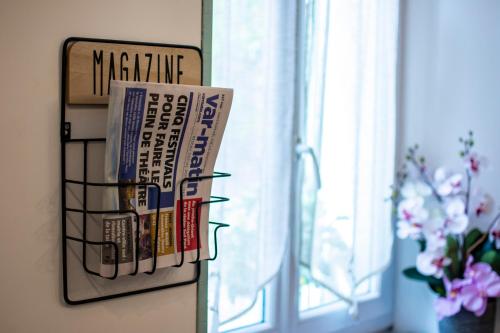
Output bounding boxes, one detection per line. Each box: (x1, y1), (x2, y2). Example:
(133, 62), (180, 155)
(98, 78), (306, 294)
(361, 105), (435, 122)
(66, 40), (202, 104)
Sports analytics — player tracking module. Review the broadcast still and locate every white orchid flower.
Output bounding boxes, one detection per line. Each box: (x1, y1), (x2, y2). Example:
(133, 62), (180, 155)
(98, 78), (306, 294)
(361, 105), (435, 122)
(469, 189), (493, 218)
(443, 198), (469, 234)
(401, 181), (432, 199)
(434, 167), (463, 197)
(425, 231), (447, 251)
(397, 220), (423, 239)
(464, 152), (488, 176)
(490, 228), (500, 249)
(416, 250), (451, 278)
(396, 197), (429, 239)
(398, 197), (429, 221)
(423, 219), (447, 251)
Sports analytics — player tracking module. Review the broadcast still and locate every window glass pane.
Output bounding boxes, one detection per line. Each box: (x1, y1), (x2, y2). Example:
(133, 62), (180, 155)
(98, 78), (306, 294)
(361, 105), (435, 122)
(219, 289), (266, 332)
(298, 0), (398, 314)
(299, 265), (338, 312)
(299, 265), (372, 313)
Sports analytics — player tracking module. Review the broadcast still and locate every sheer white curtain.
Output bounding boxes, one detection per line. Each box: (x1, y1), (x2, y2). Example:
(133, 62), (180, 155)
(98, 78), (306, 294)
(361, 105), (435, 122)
(207, 0), (296, 331)
(300, 0), (399, 315)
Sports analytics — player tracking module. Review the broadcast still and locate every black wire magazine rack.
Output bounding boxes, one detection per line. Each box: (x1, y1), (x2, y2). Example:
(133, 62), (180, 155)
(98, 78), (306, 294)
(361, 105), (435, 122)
(60, 37), (230, 305)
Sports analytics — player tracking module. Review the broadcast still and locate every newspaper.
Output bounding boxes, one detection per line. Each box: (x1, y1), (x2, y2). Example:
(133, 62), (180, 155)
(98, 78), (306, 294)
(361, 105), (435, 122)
(100, 80), (233, 277)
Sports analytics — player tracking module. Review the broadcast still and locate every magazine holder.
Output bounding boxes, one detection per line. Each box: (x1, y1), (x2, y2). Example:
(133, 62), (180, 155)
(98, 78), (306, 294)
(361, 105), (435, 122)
(60, 37), (230, 305)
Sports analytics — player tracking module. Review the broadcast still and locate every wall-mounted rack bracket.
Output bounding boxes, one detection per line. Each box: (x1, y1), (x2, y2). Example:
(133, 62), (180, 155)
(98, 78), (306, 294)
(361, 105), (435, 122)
(60, 37), (230, 305)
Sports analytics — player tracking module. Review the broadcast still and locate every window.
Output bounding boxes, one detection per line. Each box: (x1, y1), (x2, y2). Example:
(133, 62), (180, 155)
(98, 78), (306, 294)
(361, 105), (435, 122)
(208, 0), (399, 332)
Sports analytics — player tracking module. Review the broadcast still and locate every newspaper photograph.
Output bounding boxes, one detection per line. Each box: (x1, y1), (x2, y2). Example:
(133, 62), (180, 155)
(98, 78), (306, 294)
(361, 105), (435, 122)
(101, 80), (233, 277)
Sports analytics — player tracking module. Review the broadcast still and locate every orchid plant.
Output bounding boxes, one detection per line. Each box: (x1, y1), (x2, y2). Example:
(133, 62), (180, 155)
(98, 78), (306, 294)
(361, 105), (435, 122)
(392, 131), (500, 320)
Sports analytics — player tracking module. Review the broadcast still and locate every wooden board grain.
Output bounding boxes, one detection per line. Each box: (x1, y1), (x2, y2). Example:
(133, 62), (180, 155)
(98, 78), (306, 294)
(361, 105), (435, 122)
(67, 41), (202, 104)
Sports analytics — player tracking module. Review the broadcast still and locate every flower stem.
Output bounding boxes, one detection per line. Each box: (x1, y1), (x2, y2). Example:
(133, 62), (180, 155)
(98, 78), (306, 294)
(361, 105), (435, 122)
(461, 170), (472, 269)
(465, 213), (500, 259)
(465, 170), (471, 215)
(408, 155), (443, 203)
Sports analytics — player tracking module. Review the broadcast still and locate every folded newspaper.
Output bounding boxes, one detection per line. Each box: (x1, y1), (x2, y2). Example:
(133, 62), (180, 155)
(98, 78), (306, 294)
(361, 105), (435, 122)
(101, 80), (233, 277)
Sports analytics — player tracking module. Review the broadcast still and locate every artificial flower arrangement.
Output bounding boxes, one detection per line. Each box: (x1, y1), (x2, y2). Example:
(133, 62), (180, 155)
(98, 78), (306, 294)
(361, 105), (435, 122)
(392, 131), (500, 320)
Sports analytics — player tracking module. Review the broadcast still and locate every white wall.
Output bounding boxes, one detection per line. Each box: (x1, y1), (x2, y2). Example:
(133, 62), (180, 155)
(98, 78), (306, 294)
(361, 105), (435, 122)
(0, 1), (202, 332)
(395, 0), (500, 332)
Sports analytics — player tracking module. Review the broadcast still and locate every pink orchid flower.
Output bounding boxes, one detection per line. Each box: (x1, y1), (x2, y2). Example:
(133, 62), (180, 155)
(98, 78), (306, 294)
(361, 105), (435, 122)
(435, 277), (467, 320)
(461, 257), (500, 316)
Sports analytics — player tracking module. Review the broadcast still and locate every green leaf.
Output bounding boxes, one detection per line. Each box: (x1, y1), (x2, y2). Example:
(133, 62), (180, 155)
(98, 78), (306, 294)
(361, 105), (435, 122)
(464, 228), (484, 251)
(402, 267), (446, 296)
(445, 236), (461, 279)
(480, 250), (496, 263)
(402, 267), (428, 281)
(480, 240), (493, 255)
(480, 250), (500, 273)
(417, 239), (426, 252)
(447, 235), (459, 251)
(403, 267), (438, 283)
(428, 281), (446, 297)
